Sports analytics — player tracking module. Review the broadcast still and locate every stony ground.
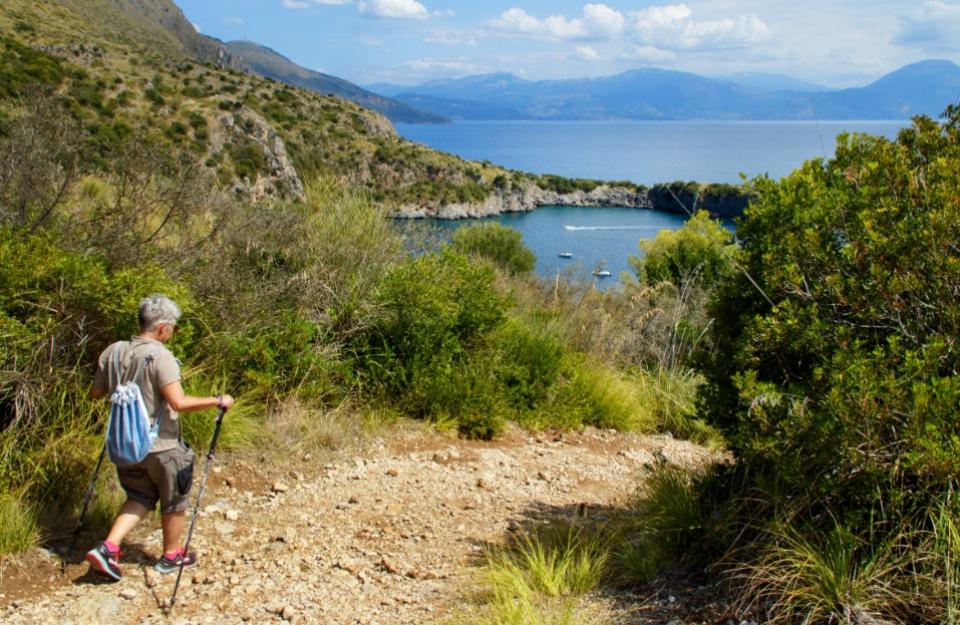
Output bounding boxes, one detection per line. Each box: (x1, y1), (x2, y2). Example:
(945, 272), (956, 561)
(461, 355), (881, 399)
(0, 425), (727, 625)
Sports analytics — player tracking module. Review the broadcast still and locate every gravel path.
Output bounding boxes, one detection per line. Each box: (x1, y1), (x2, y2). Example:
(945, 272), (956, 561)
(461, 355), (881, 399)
(1, 426), (717, 625)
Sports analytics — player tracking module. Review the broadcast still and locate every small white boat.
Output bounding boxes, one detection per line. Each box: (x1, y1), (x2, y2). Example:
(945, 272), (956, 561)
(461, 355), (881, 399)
(592, 260), (612, 278)
(558, 252), (573, 259)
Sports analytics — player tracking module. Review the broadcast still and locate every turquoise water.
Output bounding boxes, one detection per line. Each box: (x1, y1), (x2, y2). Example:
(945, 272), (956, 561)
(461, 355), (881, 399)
(397, 120), (909, 185)
(432, 205), (720, 286)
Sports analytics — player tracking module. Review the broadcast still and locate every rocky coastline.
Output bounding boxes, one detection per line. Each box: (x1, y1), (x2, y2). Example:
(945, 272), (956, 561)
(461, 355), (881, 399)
(393, 181), (750, 220)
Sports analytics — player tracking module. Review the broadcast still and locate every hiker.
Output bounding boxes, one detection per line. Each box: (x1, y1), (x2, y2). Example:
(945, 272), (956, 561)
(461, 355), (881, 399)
(84, 294), (234, 581)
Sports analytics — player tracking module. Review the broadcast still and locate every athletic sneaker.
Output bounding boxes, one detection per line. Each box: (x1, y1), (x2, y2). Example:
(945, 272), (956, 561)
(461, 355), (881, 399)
(154, 548), (197, 574)
(85, 542), (122, 581)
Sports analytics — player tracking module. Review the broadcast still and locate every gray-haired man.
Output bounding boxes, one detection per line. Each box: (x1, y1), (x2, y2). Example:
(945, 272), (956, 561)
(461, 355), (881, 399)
(85, 294), (234, 581)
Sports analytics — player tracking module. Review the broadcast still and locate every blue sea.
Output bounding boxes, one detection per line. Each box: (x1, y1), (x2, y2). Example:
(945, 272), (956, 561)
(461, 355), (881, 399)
(397, 120), (909, 285)
(430, 205), (707, 285)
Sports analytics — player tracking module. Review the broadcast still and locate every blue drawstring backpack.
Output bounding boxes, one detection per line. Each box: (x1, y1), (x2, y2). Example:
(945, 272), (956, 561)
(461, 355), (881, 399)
(105, 344), (162, 466)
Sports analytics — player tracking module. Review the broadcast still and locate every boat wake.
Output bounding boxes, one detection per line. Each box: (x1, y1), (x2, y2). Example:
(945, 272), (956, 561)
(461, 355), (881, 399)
(564, 225), (662, 231)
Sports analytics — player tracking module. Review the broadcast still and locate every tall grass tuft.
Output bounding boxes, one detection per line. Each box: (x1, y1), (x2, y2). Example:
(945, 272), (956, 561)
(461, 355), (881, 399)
(487, 527), (610, 598)
(83, 473), (126, 535)
(549, 358), (655, 432)
(455, 526), (604, 625)
(179, 368), (263, 451)
(739, 520), (914, 625)
(637, 365), (721, 446)
(0, 492), (40, 557)
(930, 492), (960, 624)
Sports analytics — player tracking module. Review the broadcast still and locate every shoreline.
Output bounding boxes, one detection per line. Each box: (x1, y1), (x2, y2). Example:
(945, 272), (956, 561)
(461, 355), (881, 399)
(393, 181), (750, 220)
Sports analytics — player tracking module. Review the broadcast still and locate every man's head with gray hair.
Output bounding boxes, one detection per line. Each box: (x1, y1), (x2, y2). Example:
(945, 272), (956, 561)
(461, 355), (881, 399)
(138, 294), (182, 332)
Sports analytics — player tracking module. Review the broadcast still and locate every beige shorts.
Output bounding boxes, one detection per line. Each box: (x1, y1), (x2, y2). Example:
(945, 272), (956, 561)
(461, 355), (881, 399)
(116, 444), (196, 514)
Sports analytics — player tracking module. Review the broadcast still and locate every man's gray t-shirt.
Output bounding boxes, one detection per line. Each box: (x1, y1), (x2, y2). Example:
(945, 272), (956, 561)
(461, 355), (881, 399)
(92, 337), (182, 453)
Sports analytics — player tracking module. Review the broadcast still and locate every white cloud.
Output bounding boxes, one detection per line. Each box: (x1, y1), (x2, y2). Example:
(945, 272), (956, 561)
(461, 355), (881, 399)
(281, 0), (350, 7)
(357, 0), (430, 20)
(222, 16), (245, 26)
(489, 4), (625, 40)
(894, 1), (960, 52)
(623, 44), (676, 63)
(629, 4), (769, 51)
(490, 7), (542, 34)
(191, 21), (201, 33)
(582, 4), (625, 38)
(575, 44), (600, 60)
(404, 57), (484, 74)
(424, 28), (478, 46)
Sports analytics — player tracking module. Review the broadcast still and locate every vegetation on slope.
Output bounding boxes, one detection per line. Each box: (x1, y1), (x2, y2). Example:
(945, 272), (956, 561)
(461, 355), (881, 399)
(0, 94), (706, 560)
(0, 0), (509, 207)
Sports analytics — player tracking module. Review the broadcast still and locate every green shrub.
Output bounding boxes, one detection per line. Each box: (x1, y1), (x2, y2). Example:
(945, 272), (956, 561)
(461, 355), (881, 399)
(0, 230), (196, 530)
(702, 107), (960, 516)
(452, 222), (536, 276)
(630, 209), (735, 289)
(355, 249), (507, 435)
(0, 36), (65, 98)
(227, 141), (266, 181)
(492, 318), (566, 410)
(693, 108), (960, 619)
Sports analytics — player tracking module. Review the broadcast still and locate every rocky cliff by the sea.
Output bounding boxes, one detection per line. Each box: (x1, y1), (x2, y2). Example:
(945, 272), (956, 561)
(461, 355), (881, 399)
(394, 182), (750, 220)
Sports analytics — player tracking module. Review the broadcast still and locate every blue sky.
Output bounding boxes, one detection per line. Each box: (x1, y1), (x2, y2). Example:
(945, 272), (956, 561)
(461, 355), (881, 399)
(176, 1), (960, 87)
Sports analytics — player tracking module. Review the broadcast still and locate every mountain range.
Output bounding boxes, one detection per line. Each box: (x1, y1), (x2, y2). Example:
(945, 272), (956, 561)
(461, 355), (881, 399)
(223, 41), (446, 124)
(367, 61), (960, 121)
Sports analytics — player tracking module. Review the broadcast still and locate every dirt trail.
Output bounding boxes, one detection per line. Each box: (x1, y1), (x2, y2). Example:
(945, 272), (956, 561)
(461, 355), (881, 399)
(1, 426), (717, 625)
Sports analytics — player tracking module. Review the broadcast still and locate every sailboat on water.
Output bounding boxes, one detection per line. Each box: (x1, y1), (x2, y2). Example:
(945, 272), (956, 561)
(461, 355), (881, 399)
(592, 259), (611, 278)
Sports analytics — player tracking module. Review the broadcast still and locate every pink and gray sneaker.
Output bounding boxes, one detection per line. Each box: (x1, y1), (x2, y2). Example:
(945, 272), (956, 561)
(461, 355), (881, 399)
(154, 547), (197, 574)
(85, 542), (122, 581)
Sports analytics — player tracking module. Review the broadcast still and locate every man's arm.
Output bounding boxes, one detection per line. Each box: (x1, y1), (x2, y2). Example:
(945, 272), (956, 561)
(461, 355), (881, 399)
(160, 381), (234, 412)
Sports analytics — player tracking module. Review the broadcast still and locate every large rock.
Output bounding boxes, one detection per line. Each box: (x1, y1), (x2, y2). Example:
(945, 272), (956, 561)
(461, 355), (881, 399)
(210, 104), (305, 204)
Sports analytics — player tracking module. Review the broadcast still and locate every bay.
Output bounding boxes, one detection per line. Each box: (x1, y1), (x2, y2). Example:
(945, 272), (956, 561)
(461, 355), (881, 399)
(396, 120), (909, 185)
(431, 205), (728, 287)
(405, 120), (908, 286)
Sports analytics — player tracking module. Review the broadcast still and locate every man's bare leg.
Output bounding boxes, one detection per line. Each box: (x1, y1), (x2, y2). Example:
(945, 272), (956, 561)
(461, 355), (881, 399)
(161, 511), (186, 555)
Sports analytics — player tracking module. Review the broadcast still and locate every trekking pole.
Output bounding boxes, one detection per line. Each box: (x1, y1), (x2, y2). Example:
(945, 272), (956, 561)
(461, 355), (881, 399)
(63, 444), (107, 573)
(169, 407), (227, 609)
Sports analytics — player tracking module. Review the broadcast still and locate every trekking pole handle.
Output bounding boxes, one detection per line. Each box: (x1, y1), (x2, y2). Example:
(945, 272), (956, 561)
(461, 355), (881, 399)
(207, 407), (227, 460)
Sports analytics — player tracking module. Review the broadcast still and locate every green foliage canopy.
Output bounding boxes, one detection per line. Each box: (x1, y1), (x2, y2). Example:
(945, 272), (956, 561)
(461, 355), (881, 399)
(631, 209), (735, 288)
(451, 222), (536, 276)
(702, 106), (960, 515)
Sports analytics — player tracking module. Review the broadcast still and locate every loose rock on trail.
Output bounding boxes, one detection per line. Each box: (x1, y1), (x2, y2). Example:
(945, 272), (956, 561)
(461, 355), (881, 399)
(1, 425), (717, 625)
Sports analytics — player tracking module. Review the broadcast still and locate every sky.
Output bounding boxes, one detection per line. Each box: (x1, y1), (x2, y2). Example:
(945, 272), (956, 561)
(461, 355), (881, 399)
(175, 1), (960, 87)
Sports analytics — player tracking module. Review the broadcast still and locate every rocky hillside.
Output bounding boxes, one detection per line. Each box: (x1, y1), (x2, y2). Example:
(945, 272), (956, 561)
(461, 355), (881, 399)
(0, 0), (510, 207)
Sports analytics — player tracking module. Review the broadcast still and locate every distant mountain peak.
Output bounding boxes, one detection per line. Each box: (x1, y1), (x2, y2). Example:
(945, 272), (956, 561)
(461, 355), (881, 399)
(369, 60), (960, 122)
